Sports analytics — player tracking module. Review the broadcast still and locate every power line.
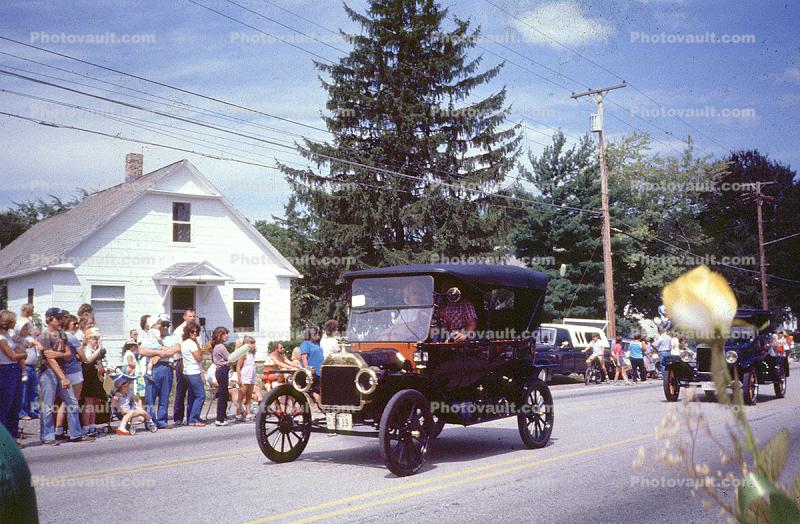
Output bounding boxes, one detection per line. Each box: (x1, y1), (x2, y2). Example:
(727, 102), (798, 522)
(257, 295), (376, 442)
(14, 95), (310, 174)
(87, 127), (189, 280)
(223, 0), (350, 56)
(185, 0), (336, 64)
(483, 0), (729, 154)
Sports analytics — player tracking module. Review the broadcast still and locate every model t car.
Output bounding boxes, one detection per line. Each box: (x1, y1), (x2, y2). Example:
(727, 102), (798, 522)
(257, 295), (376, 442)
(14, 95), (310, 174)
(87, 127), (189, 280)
(662, 308), (788, 405)
(255, 264), (555, 476)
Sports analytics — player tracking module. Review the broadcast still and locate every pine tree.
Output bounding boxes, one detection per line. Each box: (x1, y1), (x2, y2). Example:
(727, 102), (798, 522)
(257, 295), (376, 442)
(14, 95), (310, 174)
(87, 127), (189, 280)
(509, 132), (606, 322)
(280, 0), (520, 327)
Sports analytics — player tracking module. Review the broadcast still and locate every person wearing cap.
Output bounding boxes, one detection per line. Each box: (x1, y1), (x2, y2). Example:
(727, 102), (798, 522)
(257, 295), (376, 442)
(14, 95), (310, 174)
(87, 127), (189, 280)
(172, 308), (197, 426)
(138, 314), (181, 429)
(37, 308), (89, 444)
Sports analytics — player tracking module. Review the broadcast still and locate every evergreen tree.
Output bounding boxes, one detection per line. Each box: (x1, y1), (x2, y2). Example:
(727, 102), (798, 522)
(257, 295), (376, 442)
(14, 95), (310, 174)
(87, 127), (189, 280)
(509, 132), (608, 322)
(279, 0), (520, 327)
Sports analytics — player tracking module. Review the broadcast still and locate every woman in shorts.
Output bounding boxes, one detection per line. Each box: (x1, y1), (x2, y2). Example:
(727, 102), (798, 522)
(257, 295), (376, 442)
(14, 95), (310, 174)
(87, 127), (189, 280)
(236, 337), (257, 422)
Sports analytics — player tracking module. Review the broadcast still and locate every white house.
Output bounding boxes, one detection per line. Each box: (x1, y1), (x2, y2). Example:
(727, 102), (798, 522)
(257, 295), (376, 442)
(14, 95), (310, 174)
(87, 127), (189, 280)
(0, 154), (300, 363)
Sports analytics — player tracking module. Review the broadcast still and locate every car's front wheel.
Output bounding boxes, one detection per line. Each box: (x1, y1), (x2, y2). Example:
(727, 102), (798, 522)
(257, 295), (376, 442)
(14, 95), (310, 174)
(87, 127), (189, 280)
(774, 365), (787, 398)
(518, 378), (554, 449)
(255, 385), (311, 463)
(379, 389), (432, 477)
(742, 368), (759, 406)
(663, 369), (680, 402)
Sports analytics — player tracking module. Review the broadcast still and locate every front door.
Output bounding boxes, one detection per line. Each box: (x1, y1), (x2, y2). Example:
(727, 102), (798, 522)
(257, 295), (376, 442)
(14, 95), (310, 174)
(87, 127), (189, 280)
(171, 287), (195, 328)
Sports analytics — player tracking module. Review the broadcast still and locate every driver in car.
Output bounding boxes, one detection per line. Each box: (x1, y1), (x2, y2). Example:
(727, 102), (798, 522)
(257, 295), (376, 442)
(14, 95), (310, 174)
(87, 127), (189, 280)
(434, 280), (478, 341)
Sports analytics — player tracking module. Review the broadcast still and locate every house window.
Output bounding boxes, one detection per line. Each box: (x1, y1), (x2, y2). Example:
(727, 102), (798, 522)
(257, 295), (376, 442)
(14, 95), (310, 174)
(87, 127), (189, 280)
(27, 288), (34, 306)
(172, 202), (191, 242)
(233, 288), (260, 333)
(91, 285), (125, 334)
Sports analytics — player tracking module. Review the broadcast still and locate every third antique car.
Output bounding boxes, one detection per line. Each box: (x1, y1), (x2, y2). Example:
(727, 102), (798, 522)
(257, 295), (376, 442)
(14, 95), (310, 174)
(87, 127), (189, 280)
(255, 263), (555, 476)
(662, 308), (789, 404)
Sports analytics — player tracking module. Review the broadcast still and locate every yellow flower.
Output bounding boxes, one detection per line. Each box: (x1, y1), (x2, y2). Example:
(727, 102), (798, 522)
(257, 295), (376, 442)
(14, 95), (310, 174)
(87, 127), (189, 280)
(662, 265), (737, 339)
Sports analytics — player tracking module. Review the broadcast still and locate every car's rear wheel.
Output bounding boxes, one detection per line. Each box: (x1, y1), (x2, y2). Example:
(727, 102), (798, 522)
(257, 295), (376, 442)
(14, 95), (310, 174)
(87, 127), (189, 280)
(742, 368), (758, 406)
(774, 366), (787, 398)
(255, 385), (311, 463)
(518, 378), (554, 449)
(663, 369), (680, 402)
(379, 389), (432, 477)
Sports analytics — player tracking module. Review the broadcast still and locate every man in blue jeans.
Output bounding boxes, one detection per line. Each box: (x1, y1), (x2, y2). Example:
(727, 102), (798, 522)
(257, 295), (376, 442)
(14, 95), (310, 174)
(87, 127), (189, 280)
(139, 315), (181, 429)
(172, 308), (196, 425)
(38, 308), (89, 444)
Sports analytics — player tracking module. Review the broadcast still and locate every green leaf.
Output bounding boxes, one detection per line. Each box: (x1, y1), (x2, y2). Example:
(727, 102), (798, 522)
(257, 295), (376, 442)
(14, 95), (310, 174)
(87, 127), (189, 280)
(738, 472), (800, 524)
(762, 428), (790, 482)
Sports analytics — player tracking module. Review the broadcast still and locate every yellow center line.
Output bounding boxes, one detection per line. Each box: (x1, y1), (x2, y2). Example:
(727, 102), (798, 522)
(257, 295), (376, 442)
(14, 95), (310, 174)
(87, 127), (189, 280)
(36, 448), (261, 482)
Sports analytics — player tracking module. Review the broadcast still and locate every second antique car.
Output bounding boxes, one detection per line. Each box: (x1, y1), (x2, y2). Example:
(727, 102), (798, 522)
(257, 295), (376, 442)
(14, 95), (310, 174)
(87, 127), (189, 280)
(533, 323), (615, 383)
(255, 263), (555, 476)
(662, 308), (789, 404)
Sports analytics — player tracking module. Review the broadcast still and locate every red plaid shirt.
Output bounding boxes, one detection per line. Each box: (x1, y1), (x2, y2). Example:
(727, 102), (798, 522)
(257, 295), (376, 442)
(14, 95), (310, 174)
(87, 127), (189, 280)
(441, 299), (477, 331)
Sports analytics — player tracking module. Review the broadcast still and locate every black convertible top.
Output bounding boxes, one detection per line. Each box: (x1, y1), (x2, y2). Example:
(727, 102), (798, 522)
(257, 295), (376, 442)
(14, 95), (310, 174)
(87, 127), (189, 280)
(342, 263), (549, 291)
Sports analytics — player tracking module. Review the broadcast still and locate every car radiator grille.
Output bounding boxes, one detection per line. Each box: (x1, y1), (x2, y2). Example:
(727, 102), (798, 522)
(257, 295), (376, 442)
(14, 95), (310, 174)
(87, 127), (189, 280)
(697, 346), (711, 372)
(321, 366), (360, 406)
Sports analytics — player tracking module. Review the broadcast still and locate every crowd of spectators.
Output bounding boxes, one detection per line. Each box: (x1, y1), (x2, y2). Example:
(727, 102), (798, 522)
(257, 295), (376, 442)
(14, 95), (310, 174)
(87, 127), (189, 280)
(0, 302), (339, 447)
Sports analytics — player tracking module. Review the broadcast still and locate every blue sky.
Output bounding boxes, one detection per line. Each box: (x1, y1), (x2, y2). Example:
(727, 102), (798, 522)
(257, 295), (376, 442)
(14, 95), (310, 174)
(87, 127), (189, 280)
(0, 0), (797, 222)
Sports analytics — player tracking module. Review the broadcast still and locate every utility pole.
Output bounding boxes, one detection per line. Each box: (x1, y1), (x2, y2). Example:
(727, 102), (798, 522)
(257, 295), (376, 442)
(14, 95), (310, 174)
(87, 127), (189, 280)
(571, 82), (626, 339)
(750, 181), (775, 310)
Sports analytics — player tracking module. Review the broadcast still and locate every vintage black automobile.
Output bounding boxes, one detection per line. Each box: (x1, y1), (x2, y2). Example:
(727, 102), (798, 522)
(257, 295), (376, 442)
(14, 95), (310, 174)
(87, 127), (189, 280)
(662, 308), (788, 405)
(255, 264), (554, 476)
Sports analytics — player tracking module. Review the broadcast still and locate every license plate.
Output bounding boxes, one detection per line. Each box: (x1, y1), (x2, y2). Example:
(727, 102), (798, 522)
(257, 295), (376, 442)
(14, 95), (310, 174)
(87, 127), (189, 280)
(326, 413), (353, 431)
(336, 413), (353, 431)
(701, 381), (715, 390)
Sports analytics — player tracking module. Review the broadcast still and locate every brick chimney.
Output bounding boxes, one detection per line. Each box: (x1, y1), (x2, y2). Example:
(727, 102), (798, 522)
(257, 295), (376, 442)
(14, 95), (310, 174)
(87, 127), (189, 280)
(124, 153), (143, 183)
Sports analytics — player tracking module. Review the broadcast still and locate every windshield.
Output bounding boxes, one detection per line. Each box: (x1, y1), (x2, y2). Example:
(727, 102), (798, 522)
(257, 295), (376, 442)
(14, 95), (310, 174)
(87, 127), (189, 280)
(534, 327), (557, 346)
(347, 276), (435, 342)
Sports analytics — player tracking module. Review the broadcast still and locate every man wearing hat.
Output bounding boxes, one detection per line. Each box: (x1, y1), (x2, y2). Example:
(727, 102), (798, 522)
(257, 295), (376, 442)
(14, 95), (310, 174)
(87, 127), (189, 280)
(137, 314), (181, 429)
(37, 307), (88, 444)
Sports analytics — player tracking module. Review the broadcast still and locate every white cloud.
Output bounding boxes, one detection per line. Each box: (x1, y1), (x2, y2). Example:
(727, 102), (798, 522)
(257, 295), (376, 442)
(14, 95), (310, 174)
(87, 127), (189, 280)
(511, 1), (614, 48)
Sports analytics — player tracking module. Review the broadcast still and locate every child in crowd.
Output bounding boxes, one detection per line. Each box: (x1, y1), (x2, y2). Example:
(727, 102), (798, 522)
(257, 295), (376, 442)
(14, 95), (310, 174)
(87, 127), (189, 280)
(111, 375), (157, 435)
(143, 316), (166, 382)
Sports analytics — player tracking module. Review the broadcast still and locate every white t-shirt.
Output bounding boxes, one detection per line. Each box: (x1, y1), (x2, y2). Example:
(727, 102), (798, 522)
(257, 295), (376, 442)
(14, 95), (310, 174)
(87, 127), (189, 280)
(15, 335), (37, 366)
(320, 334), (339, 358)
(180, 339), (202, 375)
(123, 350), (137, 371)
(670, 337), (680, 355)
(0, 333), (16, 365)
(589, 340), (604, 357)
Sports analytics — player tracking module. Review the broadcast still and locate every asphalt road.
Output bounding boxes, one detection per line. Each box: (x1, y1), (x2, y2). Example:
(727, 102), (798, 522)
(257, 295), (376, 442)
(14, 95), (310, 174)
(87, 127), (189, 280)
(22, 364), (800, 524)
